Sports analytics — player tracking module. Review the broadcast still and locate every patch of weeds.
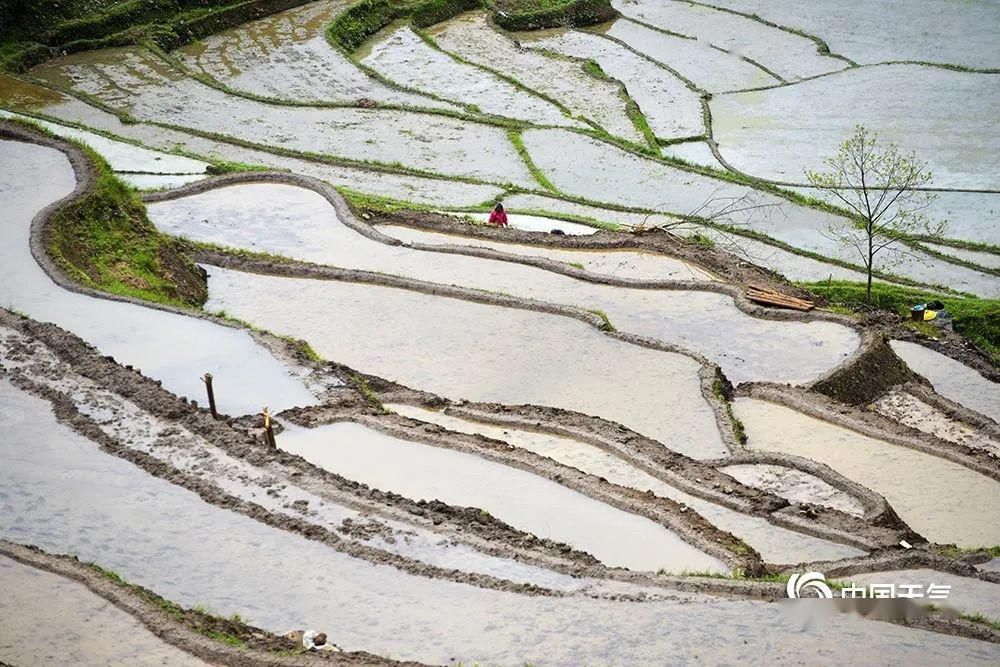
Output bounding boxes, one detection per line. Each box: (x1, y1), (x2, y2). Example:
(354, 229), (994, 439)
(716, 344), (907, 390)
(730, 415), (746, 445)
(961, 612), (1000, 632)
(585, 308), (615, 332)
(277, 334), (323, 362)
(581, 58), (606, 79)
(567, 261), (584, 270)
(204, 629), (247, 647)
(935, 545), (1000, 560)
(205, 160), (271, 175)
(349, 373), (385, 411)
(491, 0), (617, 32)
(689, 232), (715, 248)
(622, 95), (658, 153)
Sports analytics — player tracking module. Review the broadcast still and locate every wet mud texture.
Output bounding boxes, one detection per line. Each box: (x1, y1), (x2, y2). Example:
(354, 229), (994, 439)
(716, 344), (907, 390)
(0, 541), (426, 666)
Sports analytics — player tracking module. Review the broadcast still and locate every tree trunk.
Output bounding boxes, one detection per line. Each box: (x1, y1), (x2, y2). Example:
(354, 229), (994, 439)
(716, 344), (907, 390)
(866, 225), (874, 303)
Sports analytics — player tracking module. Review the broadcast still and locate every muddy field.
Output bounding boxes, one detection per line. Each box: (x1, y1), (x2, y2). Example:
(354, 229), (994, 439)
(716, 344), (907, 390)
(1, 1), (999, 664)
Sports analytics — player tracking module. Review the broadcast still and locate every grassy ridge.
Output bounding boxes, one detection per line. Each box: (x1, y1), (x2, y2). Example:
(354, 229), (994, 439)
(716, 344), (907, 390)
(801, 280), (1000, 363)
(46, 141), (207, 306)
(0, 0), (312, 70)
(490, 0), (616, 31)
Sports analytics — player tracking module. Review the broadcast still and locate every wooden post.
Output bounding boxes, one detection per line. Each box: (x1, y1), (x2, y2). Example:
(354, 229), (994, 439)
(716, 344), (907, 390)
(201, 373), (218, 419)
(262, 407), (277, 449)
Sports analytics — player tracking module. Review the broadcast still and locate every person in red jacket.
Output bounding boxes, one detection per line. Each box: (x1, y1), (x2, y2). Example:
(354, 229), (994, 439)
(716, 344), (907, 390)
(488, 202), (509, 227)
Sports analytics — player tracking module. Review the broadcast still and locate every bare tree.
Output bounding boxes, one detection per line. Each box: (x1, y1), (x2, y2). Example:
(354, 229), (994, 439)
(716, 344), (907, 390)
(807, 124), (945, 302)
(630, 187), (785, 262)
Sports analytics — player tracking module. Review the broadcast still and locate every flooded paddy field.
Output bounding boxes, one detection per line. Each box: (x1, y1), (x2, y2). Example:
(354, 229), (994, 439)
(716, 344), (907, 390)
(380, 224), (717, 281)
(429, 12), (642, 142)
(279, 420), (728, 573)
(601, 18), (778, 93)
(889, 341), (1000, 422)
(518, 28), (704, 139)
(0, 75), (503, 206)
(4, 0), (1000, 662)
(712, 64), (1000, 189)
(611, 0), (846, 81)
(202, 263), (727, 455)
(10, 376), (996, 664)
(31, 48), (536, 186)
(176, 0), (455, 109)
(0, 555), (206, 666)
(702, 0), (1000, 68)
(388, 404), (865, 565)
(361, 25), (577, 127)
(149, 181), (859, 384)
(736, 398), (1000, 547)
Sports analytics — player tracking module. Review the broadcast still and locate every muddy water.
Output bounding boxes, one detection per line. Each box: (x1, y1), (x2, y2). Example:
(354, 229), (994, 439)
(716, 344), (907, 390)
(6, 381), (997, 664)
(361, 26), (577, 127)
(873, 389), (1000, 455)
(517, 28), (703, 139)
(890, 341), (1000, 422)
(279, 421), (728, 573)
(31, 47), (535, 187)
(150, 183), (858, 383)
(429, 12), (641, 142)
(203, 264), (727, 458)
(0, 556), (207, 666)
(381, 224), (716, 281)
(0, 140), (315, 414)
(720, 464), (865, 517)
(603, 18), (777, 93)
(0, 72), (66, 109)
(735, 398), (1000, 547)
(388, 404), (865, 565)
(175, 1), (452, 110)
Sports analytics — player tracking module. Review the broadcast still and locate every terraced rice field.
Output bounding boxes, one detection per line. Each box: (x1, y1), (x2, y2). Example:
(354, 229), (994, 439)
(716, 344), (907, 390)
(1, 0), (999, 663)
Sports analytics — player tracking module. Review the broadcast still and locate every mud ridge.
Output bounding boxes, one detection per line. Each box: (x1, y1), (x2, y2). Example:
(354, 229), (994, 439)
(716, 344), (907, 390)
(809, 333), (922, 405)
(368, 384), (911, 554)
(0, 540), (424, 666)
